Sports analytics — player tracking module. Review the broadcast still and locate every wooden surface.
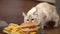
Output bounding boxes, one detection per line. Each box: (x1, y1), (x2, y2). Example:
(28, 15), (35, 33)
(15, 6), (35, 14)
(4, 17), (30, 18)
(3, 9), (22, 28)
(0, 0), (60, 34)
(45, 27), (60, 34)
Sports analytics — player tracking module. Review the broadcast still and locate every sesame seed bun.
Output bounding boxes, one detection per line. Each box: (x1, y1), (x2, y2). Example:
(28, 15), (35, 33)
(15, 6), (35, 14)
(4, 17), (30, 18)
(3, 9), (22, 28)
(20, 22), (37, 28)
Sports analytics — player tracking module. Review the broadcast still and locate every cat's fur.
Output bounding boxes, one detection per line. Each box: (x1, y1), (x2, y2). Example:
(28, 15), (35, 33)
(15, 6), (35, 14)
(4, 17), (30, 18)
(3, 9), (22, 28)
(22, 2), (59, 29)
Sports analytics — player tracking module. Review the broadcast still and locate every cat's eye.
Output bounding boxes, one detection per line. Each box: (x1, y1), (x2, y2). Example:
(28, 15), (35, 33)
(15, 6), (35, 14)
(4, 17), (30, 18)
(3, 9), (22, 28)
(31, 19), (34, 20)
(27, 19), (29, 21)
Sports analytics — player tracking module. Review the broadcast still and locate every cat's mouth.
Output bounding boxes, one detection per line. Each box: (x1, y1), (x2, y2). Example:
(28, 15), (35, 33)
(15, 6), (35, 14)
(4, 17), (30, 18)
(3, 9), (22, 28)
(20, 22), (39, 31)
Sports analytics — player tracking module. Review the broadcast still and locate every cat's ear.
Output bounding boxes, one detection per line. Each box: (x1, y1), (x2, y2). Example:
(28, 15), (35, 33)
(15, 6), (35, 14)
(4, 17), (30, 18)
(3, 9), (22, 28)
(33, 7), (37, 14)
(22, 12), (26, 17)
(33, 7), (39, 16)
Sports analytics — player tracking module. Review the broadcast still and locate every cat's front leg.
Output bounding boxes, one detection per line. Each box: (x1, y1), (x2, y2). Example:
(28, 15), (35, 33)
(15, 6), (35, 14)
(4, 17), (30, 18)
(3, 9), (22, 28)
(36, 22), (45, 34)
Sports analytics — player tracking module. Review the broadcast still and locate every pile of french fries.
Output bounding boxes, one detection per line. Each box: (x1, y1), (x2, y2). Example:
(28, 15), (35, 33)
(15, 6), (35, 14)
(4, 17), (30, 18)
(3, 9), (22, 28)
(3, 23), (22, 34)
(3, 23), (37, 34)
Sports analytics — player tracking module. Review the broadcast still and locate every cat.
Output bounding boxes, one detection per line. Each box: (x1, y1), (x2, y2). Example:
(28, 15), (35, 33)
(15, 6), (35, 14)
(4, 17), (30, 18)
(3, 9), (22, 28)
(22, 2), (59, 29)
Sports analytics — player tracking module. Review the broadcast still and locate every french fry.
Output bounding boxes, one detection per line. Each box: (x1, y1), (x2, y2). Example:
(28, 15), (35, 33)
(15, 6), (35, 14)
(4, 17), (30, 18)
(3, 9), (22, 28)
(3, 23), (21, 34)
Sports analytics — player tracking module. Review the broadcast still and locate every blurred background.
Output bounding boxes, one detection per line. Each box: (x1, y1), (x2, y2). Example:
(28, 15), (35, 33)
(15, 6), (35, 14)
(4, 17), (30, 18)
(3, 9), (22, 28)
(0, 0), (38, 24)
(0, 0), (60, 34)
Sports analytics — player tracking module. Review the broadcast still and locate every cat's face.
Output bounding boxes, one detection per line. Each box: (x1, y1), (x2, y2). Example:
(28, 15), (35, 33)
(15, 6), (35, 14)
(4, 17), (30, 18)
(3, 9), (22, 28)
(22, 12), (42, 26)
(22, 7), (42, 25)
(23, 13), (37, 22)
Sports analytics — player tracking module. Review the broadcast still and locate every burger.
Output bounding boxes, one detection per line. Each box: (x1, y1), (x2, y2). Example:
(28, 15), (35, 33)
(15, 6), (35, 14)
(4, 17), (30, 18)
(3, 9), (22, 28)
(20, 22), (40, 32)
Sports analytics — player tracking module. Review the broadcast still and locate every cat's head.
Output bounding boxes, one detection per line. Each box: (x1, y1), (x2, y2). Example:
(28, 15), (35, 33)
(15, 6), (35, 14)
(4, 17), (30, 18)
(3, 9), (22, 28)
(22, 7), (39, 23)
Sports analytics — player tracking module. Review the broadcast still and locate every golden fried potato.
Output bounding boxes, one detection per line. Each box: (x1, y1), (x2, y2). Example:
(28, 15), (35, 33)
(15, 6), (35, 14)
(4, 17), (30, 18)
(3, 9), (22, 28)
(8, 31), (21, 34)
(3, 23), (21, 34)
(9, 23), (19, 27)
(30, 32), (36, 34)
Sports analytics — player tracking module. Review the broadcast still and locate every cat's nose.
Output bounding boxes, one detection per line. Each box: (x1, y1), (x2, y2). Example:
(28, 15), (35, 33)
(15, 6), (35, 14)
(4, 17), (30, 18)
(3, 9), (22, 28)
(29, 21), (32, 22)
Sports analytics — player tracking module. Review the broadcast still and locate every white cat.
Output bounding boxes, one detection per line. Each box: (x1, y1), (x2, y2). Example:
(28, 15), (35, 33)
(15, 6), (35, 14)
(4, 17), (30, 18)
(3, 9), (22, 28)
(22, 2), (59, 29)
